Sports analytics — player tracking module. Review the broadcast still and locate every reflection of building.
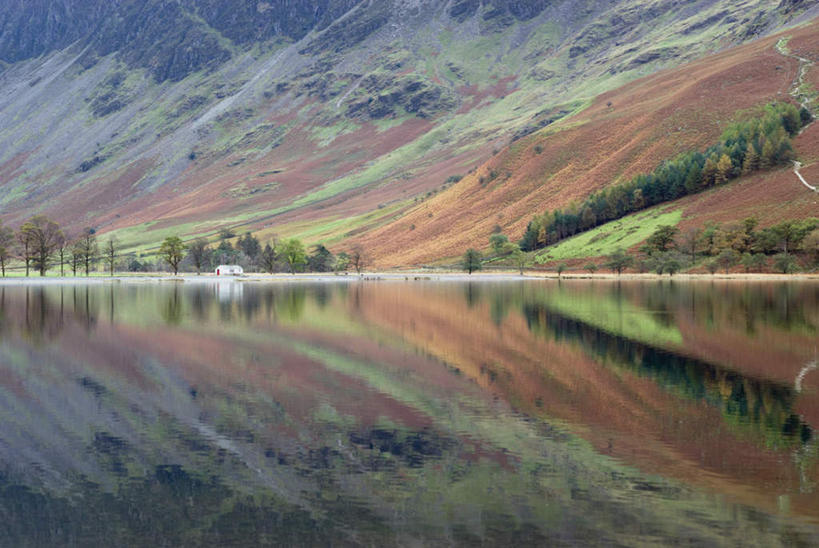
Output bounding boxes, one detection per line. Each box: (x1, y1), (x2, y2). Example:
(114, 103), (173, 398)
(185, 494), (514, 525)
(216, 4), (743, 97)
(214, 280), (244, 303)
(216, 265), (243, 276)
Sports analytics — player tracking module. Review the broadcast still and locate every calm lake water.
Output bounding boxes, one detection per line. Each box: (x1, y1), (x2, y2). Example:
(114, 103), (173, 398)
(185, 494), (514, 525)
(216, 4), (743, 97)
(0, 279), (818, 546)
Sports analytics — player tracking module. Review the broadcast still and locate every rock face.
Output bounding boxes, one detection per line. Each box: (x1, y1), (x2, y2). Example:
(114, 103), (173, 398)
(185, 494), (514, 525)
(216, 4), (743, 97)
(0, 0), (365, 81)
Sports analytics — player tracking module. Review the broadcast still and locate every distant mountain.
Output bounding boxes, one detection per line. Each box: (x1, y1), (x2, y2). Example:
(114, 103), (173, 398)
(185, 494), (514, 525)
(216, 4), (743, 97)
(0, 0), (816, 260)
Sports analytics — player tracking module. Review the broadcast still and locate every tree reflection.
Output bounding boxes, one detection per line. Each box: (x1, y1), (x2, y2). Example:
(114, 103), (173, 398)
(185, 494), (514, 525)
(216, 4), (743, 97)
(162, 284), (183, 326)
(525, 305), (813, 449)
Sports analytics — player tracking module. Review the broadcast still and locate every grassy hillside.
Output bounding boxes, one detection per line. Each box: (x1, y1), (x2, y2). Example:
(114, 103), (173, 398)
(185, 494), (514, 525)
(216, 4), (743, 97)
(356, 22), (819, 267)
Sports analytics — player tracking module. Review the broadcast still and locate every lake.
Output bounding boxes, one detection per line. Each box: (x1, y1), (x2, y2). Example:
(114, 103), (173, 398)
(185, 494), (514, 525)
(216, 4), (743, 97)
(0, 279), (817, 546)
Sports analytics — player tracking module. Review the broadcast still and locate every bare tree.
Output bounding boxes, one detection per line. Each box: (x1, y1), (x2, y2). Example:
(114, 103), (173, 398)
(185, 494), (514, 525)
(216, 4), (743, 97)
(77, 228), (98, 276)
(70, 240), (83, 276)
(18, 216), (63, 276)
(676, 227), (702, 264)
(349, 245), (367, 275)
(16, 220), (35, 276)
(105, 237), (118, 276)
(0, 222), (13, 277)
(57, 234), (70, 277)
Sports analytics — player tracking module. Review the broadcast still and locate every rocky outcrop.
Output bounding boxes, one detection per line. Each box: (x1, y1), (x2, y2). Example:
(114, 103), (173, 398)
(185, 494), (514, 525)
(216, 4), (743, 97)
(345, 74), (458, 120)
(299, 1), (392, 55)
(182, 0), (362, 45)
(0, 0), (366, 82)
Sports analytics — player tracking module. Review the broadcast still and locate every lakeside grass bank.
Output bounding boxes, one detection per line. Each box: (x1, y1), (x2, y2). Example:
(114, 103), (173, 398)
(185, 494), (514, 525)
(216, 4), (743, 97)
(0, 271), (818, 284)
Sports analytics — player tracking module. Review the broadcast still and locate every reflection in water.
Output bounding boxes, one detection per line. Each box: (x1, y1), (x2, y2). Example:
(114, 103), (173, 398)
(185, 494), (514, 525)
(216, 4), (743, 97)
(525, 306), (813, 449)
(798, 361), (819, 394)
(0, 280), (818, 545)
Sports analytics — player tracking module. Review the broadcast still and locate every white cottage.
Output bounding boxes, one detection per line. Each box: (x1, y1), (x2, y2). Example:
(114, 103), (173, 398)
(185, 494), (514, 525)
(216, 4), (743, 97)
(215, 265), (244, 276)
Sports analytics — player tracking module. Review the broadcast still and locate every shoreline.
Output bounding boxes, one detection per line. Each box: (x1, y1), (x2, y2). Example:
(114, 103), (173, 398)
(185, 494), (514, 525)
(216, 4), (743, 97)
(0, 271), (817, 284)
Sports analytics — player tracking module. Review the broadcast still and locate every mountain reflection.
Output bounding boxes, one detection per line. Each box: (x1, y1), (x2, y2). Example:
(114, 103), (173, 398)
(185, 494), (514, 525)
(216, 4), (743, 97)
(0, 280), (817, 545)
(525, 307), (812, 449)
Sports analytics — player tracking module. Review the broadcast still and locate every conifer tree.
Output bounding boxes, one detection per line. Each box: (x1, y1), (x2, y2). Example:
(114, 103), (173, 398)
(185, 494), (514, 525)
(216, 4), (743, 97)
(741, 143), (759, 174)
(701, 157), (718, 187)
(715, 154), (733, 184)
(760, 138), (776, 169)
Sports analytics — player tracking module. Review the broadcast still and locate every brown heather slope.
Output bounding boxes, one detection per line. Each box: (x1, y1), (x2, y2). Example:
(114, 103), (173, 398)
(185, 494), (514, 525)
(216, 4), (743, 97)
(358, 23), (819, 267)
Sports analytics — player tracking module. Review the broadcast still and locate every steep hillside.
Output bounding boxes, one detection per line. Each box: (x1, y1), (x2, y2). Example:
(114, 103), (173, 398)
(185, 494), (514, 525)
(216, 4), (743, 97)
(359, 20), (819, 267)
(0, 0), (816, 258)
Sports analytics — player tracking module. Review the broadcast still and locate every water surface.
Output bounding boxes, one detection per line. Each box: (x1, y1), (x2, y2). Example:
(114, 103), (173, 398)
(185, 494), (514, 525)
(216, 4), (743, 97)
(0, 279), (817, 546)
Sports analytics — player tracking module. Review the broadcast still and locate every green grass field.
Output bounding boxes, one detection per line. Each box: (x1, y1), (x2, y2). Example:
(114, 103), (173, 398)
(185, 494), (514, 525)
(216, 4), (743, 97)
(535, 208), (683, 263)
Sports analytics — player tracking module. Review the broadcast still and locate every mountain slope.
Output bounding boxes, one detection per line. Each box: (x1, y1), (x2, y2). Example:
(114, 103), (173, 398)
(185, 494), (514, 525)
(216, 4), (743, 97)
(0, 0), (816, 258)
(357, 21), (819, 266)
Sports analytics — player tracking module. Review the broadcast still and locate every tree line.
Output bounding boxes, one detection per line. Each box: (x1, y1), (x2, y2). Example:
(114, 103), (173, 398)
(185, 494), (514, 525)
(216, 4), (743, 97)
(0, 217), (368, 277)
(460, 215), (819, 276)
(0, 216), (110, 277)
(597, 217), (819, 276)
(519, 102), (812, 252)
(177, 229), (367, 275)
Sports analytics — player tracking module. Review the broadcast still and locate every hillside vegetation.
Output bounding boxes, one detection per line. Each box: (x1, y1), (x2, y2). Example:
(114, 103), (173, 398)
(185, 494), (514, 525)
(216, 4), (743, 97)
(357, 22), (819, 267)
(0, 0), (817, 266)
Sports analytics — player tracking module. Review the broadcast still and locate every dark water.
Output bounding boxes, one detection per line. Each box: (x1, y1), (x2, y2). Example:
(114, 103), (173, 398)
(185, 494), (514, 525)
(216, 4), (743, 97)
(0, 279), (818, 546)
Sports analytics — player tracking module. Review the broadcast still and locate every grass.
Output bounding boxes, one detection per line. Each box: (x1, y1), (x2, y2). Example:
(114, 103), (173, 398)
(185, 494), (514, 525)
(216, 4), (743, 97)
(536, 208), (683, 263)
(260, 201), (408, 246)
(310, 119), (362, 147)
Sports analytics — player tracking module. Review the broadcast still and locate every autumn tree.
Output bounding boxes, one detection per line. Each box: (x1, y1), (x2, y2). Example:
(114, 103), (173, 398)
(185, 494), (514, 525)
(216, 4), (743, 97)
(462, 248), (482, 274)
(716, 248), (740, 273)
(159, 236), (186, 275)
(188, 238), (209, 275)
(741, 144), (759, 174)
(802, 229), (819, 266)
(676, 227), (702, 263)
(19, 216), (64, 276)
(715, 154), (733, 184)
(760, 138), (776, 169)
(701, 156), (718, 187)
